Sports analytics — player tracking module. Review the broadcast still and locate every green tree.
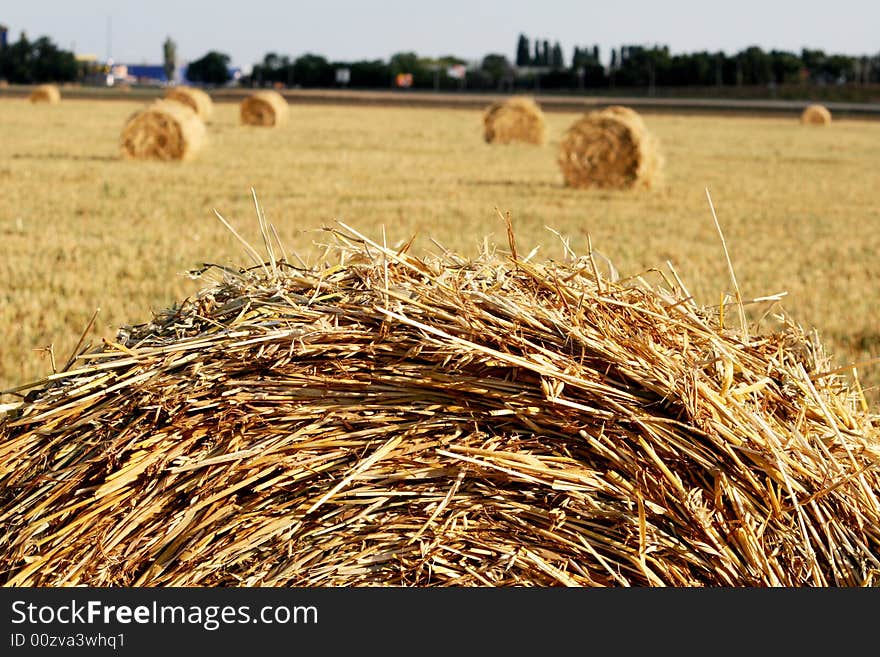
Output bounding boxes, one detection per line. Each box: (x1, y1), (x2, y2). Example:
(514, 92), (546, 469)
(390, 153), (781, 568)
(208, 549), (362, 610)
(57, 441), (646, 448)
(292, 53), (333, 87)
(163, 36), (177, 83)
(185, 51), (230, 85)
(0, 32), (77, 83)
(551, 42), (564, 69)
(389, 51), (420, 76)
(481, 53), (512, 88)
(515, 34), (530, 66)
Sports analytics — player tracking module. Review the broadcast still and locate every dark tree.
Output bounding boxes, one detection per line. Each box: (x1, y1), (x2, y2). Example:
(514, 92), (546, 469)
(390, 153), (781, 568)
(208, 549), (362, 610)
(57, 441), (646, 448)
(162, 36), (177, 83)
(769, 50), (801, 84)
(0, 32), (77, 83)
(345, 59), (390, 88)
(185, 50), (231, 85)
(481, 53), (512, 89)
(550, 42), (564, 69)
(515, 34), (530, 66)
(389, 51), (420, 75)
(292, 53), (333, 87)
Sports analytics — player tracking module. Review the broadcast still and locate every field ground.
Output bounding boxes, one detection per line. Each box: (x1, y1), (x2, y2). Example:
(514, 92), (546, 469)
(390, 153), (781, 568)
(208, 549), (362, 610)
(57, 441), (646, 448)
(1, 98), (878, 406)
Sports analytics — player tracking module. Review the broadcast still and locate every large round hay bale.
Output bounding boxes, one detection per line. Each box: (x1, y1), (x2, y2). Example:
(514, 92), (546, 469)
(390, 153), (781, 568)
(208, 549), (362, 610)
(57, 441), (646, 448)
(119, 100), (206, 161)
(0, 79), (10, 89)
(29, 84), (60, 104)
(240, 90), (289, 127)
(483, 96), (546, 145)
(800, 103), (831, 125)
(1, 221), (879, 587)
(164, 86), (213, 121)
(557, 107), (663, 190)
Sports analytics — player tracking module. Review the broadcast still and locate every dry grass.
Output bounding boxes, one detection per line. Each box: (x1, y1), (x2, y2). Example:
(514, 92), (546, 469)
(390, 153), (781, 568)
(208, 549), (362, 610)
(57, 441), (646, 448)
(28, 84), (60, 104)
(557, 106), (663, 189)
(2, 218), (877, 586)
(240, 90), (289, 127)
(801, 104), (832, 125)
(164, 86), (213, 122)
(0, 98), (878, 407)
(483, 96), (546, 145)
(120, 100), (206, 161)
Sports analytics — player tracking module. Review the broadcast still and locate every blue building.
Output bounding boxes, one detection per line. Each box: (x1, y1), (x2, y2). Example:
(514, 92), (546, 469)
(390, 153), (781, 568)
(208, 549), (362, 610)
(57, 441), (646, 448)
(116, 63), (242, 86)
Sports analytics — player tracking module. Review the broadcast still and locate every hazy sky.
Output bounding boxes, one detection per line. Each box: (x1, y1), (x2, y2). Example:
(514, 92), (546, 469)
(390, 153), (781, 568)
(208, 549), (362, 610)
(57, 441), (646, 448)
(4, 1), (879, 71)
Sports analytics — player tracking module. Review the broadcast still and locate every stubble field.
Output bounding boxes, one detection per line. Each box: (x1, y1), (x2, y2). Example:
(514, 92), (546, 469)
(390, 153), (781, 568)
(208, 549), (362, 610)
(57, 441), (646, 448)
(0, 97), (878, 405)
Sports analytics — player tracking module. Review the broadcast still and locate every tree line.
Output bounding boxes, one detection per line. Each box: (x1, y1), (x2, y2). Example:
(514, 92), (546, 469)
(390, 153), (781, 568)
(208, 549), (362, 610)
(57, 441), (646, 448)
(0, 31), (78, 84)
(3, 29), (879, 93)
(233, 33), (880, 92)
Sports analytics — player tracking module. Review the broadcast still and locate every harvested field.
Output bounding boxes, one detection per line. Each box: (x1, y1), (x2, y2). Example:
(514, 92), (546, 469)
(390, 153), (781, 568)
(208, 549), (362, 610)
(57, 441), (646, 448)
(0, 98), (878, 410)
(1, 218), (878, 586)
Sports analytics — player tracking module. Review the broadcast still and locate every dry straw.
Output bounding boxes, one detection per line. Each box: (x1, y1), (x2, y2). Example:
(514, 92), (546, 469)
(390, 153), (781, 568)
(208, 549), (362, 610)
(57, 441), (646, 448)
(164, 86), (214, 122)
(601, 104), (647, 131)
(1, 210), (878, 587)
(28, 84), (60, 104)
(240, 90), (289, 127)
(801, 104), (832, 125)
(483, 96), (546, 145)
(558, 106), (663, 190)
(119, 99), (206, 161)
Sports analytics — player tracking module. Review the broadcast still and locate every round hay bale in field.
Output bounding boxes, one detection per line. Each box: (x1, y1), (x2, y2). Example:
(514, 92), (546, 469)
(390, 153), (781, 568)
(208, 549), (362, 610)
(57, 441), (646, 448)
(240, 90), (289, 127)
(119, 100), (206, 161)
(29, 84), (60, 104)
(483, 96), (546, 145)
(557, 107), (663, 190)
(801, 103), (832, 125)
(601, 104), (647, 131)
(1, 217), (879, 587)
(0, 79), (9, 89)
(164, 85), (213, 121)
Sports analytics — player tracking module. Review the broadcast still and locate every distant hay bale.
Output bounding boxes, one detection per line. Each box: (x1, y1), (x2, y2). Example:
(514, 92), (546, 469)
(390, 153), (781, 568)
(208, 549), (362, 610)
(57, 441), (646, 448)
(164, 86), (213, 122)
(557, 107), (663, 190)
(0, 79), (9, 89)
(801, 104), (832, 125)
(119, 100), (206, 161)
(29, 84), (60, 104)
(1, 216), (879, 587)
(240, 90), (289, 127)
(483, 96), (546, 145)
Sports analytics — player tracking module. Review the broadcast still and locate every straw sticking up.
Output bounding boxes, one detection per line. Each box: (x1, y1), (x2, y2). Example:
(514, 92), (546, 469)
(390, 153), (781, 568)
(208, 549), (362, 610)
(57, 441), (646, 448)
(1, 207), (878, 587)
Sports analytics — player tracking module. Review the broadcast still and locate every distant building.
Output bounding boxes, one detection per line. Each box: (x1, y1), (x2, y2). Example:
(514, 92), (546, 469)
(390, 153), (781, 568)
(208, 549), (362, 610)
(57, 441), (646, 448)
(0, 24), (8, 49)
(124, 64), (169, 85)
(107, 62), (242, 87)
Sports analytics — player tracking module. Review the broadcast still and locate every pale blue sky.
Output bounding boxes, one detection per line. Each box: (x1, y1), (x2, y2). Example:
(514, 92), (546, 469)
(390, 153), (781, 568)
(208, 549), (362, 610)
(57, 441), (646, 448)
(4, 1), (879, 71)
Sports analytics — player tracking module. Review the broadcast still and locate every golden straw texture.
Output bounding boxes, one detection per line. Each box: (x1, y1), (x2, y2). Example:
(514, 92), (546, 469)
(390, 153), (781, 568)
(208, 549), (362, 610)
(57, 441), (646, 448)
(119, 100), (206, 161)
(801, 104), (832, 125)
(240, 90), (289, 127)
(29, 84), (60, 104)
(1, 214), (878, 587)
(558, 107), (663, 190)
(483, 96), (546, 145)
(164, 86), (214, 121)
